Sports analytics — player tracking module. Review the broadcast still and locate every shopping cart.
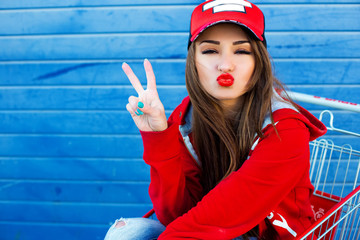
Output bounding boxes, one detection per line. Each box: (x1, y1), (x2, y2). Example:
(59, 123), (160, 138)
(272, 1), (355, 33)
(296, 110), (360, 240)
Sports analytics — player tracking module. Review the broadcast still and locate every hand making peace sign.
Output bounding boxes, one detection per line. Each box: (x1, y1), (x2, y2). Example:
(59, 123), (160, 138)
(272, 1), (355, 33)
(123, 59), (168, 132)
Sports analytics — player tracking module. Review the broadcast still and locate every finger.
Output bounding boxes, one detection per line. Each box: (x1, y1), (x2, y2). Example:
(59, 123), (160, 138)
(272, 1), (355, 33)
(144, 59), (157, 91)
(128, 96), (144, 115)
(126, 103), (137, 117)
(128, 96), (139, 111)
(127, 96), (142, 116)
(122, 62), (144, 95)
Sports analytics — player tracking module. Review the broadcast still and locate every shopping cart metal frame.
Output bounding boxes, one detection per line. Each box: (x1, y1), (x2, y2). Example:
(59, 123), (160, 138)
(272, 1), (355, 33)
(296, 110), (360, 240)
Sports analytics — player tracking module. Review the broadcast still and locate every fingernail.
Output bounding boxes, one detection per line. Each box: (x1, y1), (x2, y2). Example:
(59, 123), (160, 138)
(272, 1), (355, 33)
(138, 102), (144, 108)
(135, 109), (143, 115)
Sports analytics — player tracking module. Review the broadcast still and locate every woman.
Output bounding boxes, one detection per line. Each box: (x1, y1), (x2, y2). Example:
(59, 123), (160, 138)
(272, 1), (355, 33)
(105, 0), (327, 239)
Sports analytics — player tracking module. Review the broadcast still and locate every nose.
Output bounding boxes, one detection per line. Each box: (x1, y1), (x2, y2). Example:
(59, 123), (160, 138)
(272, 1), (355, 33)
(217, 54), (235, 73)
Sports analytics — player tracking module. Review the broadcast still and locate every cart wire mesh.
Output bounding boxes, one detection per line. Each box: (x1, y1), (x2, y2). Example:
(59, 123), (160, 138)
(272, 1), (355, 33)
(297, 111), (360, 240)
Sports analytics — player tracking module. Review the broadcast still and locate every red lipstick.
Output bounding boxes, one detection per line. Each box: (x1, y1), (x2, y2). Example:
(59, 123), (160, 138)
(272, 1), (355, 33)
(217, 73), (234, 87)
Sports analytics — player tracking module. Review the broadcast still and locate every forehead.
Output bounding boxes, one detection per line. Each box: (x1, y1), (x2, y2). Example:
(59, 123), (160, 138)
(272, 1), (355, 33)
(195, 23), (249, 42)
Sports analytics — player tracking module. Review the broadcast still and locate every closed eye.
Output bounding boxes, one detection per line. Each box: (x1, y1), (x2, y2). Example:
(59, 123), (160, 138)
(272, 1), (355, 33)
(235, 49), (251, 55)
(202, 49), (218, 54)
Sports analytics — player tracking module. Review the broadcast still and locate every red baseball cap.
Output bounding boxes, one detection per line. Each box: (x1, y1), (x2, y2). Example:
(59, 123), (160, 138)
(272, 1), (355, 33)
(188, 0), (266, 48)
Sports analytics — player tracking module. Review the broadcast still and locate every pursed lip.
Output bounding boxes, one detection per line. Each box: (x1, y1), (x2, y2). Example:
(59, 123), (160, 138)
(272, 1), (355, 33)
(217, 73), (234, 87)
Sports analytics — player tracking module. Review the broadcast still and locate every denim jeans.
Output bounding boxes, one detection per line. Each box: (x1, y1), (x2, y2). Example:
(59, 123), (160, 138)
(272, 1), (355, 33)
(104, 217), (257, 240)
(104, 218), (165, 240)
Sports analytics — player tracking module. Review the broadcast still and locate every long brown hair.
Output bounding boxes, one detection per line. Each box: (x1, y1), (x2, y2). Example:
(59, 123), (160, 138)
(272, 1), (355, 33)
(185, 26), (283, 239)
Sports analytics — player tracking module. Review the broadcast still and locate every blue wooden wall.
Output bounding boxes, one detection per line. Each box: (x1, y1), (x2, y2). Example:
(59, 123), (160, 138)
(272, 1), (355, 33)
(0, 1), (359, 239)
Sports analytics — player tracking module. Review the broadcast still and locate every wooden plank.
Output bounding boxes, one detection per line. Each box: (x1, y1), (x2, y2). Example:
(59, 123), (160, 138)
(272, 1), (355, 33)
(1, 59), (359, 86)
(0, 61), (187, 86)
(0, 222), (109, 240)
(0, 110), (171, 134)
(275, 59), (360, 85)
(0, 180), (150, 203)
(263, 5), (360, 31)
(0, 135), (145, 158)
(0, 201), (152, 224)
(0, 6), (192, 35)
(0, 131), (358, 161)
(1, 33), (359, 61)
(0, 0), (358, 9)
(0, 86), (358, 110)
(0, 111), (140, 134)
(0, 34), (188, 61)
(0, 5), (359, 35)
(0, 110), (357, 134)
(0, 87), (188, 110)
(0, 0), (203, 9)
(0, 158), (150, 181)
(267, 32), (360, 58)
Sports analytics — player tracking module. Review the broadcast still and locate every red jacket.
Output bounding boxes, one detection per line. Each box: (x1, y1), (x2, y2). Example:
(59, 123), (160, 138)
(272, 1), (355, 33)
(140, 95), (327, 239)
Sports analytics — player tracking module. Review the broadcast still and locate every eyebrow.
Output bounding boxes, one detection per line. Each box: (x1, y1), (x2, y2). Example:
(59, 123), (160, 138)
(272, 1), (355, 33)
(199, 40), (220, 45)
(199, 40), (250, 45)
(233, 40), (250, 45)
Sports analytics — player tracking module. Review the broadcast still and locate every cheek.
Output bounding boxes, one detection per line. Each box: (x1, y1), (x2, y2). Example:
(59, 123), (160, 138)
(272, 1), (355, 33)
(197, 67), (209, 88)
(195, 59), (211, 82)
(249, 62), (256, 77)
(240, 58), (255, 77)
(243, 60), (256, 89)
(195, 63), (215, 93)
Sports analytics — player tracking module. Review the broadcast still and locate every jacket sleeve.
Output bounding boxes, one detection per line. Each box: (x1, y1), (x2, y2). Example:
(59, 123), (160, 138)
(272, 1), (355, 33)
(158, 118), (311, 240)
(140, 120), (203, 226)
